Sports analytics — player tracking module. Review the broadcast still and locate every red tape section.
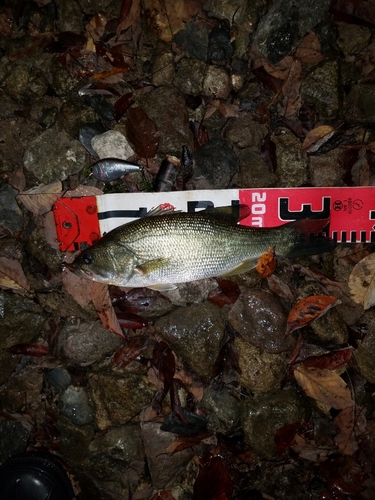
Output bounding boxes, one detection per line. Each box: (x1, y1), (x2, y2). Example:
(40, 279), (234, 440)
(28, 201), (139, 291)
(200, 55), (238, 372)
(53, 196), (100, 252)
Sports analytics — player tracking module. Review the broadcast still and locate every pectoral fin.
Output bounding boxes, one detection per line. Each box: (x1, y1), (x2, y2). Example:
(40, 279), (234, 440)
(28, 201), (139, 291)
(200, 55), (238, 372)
(135, 258), (169, 276)
(221, 258), (258, 277)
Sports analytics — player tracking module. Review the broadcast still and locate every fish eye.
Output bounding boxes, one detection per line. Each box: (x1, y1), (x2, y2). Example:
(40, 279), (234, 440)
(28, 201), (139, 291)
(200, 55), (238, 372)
(83, 254), (93, 265)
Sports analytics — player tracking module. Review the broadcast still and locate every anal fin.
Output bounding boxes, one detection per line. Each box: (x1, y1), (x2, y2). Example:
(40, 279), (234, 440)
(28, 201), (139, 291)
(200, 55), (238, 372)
(147, 283), (177, 291)
(220, 258), (258, 277)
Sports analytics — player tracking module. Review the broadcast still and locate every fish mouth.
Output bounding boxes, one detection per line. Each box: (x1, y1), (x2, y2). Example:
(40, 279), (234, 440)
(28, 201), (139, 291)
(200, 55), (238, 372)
(63, 263), (95, 279)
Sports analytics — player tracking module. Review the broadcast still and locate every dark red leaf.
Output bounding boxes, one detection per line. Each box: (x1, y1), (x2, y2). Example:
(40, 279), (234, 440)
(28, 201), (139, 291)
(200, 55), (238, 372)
(150, 491), (176, 500)
(190, 120), (209, 148)
(112, 335), (148, 368)
(208, 279), (240, 308)
(118, 0), (133, 28)
(114, 92), (134, 121)
(301, 347), (353, 370)
(330, 0), (375, 28)
(194, 456), (233, 500)
(253, 65), (283, 93)
(126, 106), (159, 158)
(274, 422), (299, 456)
(116, 312), (148, 329)
(320, 456), (364, 495)
(5, 343), (49, 357)
(151, 341), (175, 399)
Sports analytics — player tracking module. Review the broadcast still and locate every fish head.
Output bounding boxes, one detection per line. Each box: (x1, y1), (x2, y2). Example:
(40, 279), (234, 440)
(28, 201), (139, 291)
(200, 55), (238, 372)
(70, 241), (135, 286)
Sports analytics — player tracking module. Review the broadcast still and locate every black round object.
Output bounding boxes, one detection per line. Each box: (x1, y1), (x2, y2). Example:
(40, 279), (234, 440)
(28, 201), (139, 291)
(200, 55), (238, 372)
(0, 451), (75, 500)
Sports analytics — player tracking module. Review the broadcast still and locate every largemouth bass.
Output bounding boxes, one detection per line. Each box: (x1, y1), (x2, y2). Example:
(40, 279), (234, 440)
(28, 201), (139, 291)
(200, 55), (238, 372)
(70, 205), (334, 290)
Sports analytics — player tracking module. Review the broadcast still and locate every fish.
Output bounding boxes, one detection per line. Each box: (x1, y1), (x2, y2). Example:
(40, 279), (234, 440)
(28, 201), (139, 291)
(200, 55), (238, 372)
(70, 205), (335, 291)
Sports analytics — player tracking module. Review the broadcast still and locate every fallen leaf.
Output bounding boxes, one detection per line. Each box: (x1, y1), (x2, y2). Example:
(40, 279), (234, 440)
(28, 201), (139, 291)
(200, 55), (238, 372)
(62, 268), (94, 309)
(320, 456), (364, 496)
(8, 168), (26, 192)
(330, 0), (375, 28)
(111, 335), (148, 368)
(334, 406), (367, 456)
(5, 343), (49, 357)
(0, 257), (30, 292)
(144, 0), (196, 42)
(174, 369), (204, 402)
(286, 295), (341, 336)
(90, 282), (124, 338)
(117, 0), (141, 35)
(277, 58), (302, 119)
(17, 181), (63, 215)
(126, 106), (160, 158)
(207, 279), (240, 308)
(256, 246), (276, 278)
(302, 125), (335, 153)
(150, 491), (176, 500)
(193, 456), (233, 500)
(267, 274), (294, 302)
(295, 31), (324, 65)
(301, 347), (353, 371)
(348, 252), (375, 309)
(291, 433), (332, 462)
(294, 365), (353, 410)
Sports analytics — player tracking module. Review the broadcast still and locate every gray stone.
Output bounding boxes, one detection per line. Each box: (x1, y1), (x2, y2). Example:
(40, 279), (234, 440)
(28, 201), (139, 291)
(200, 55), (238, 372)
(229, 289), (295, 353)
(0, 421), (31, 462)
(91, 130), (135, 160)
(56, 321), (123, 366)
(173, 58), (206, 96)
(59, 386), (94, 426)
(301, 60), (340, 120)
(154, 302), (227, 377)
(56, 0), (83, 32)
(88, 372), (155, 430)
(309, 148), (344, 187)
(253, 0), (331, 63)
(0, 184), (23, 233)
(139, 86), (194, 156)
(191, 138), (238, 189)
(344, 84), (375, 124)
(273, 129), (308, 187)
(236, 149), (278, 188)
(336, 23), (371, 56)
(225, 114), (268, 150)
(152, 52), (175, 87)
(174, 21), (209, 62)
(200, 387), (240, 434)
(241, 386), (310, 459)
(211, 0), (248, 25)
(23, 128), (86, 183)
(203, 65), (231, 99)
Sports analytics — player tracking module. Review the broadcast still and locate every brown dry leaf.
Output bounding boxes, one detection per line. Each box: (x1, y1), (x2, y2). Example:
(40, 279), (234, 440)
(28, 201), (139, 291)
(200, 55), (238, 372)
(286, 295), (341, 336)
(291, 434), (332, 462)
(334, 406), (367, 456)
(117, 0), (141, 35)
(277, 58), (302, 119)
(294, 365), (353, 410)
(302, 125), (335, 153)
(255, 246), (276, 278)
(267, 274), (294, 302)
(8, 168), (26, 192)
(62, 268), (94, 309)
(17, 181), (63, 215)
(348, 253), (375, 310)
(86, 13), (107, 42)
(174, 369), (204, 401)
(295, 31), (324, 65)
(43, 212), (60, 251)
(90, 282), (124, 338)
(263, 55), (295, 80)
(144, 0), (198, 42)
(0, 257), (30, 292)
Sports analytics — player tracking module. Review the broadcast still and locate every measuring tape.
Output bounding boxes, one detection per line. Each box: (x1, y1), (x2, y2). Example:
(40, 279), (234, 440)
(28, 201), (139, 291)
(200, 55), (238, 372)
(53, 187), (375, 252)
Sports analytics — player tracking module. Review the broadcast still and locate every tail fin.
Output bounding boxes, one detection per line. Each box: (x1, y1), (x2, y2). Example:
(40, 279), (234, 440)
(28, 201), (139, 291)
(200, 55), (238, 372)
(285, 219), (336, 257)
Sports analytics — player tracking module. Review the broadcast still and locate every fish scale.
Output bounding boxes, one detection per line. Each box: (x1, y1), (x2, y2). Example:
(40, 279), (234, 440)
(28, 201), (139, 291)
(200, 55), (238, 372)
(71, 207), (335, 289)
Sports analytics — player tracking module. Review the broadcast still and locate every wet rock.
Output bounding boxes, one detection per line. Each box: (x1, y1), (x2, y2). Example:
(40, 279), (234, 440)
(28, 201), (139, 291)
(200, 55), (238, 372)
(141, 422), (194, 490)
(154, 302), (227, 377)
(300, 60), (340, 120)
(354, 316), (375, 384)
(152, 51), (175, 87)
(139, 86), (194, 156)
(208, 22), (233, 63)
(235, 336), (287, 394)
(0, 184), (23, 233)
(336, 23), (371, 56)
(3, 60), (49, 99)
(173, 58), (206, 96)
(235, 149), (278, 188)
(56, 321), (123, 366)
(0, 365), (44, 413)
(59, 386), (94, 426)
(55, 415), (95, 463)
(23, 128), (86, 184)
(191, 138), (238, 189)
(344, 84), (375, 125)
(241, 385), (310, 459)
(91, 129), (135, 160)
(88, 372), (155, 430)
(229, 289), (295, 353)
(273, 129), (308, 187)
(57, 97), (98, 138)
(26, 225), (63, 274)
(225, 114), (268, 150)
(77, 0), (113, 15)
(174, 21), (209, 62)
(0, 421), (31, 462)
(56, 0), (83, 33)
(162, 279), (218, 307)
(253, 0), (330, 64)
(199, 386), (240, 434)
(309, 148), (344, 187)
(0, 117), (40, 174)
(0, 95), (20, 119)
(211, 0), (249, 25)
(203, 65), (231, 99)
(86, 425), (142, 479)
(0, 291), (45, 385)
(46, 367), (72, 392)
(50, 56), (81, 96)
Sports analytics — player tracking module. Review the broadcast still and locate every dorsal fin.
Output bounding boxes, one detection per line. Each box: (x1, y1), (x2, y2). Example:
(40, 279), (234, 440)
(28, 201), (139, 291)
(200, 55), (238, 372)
(204, 204), (251, 223)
